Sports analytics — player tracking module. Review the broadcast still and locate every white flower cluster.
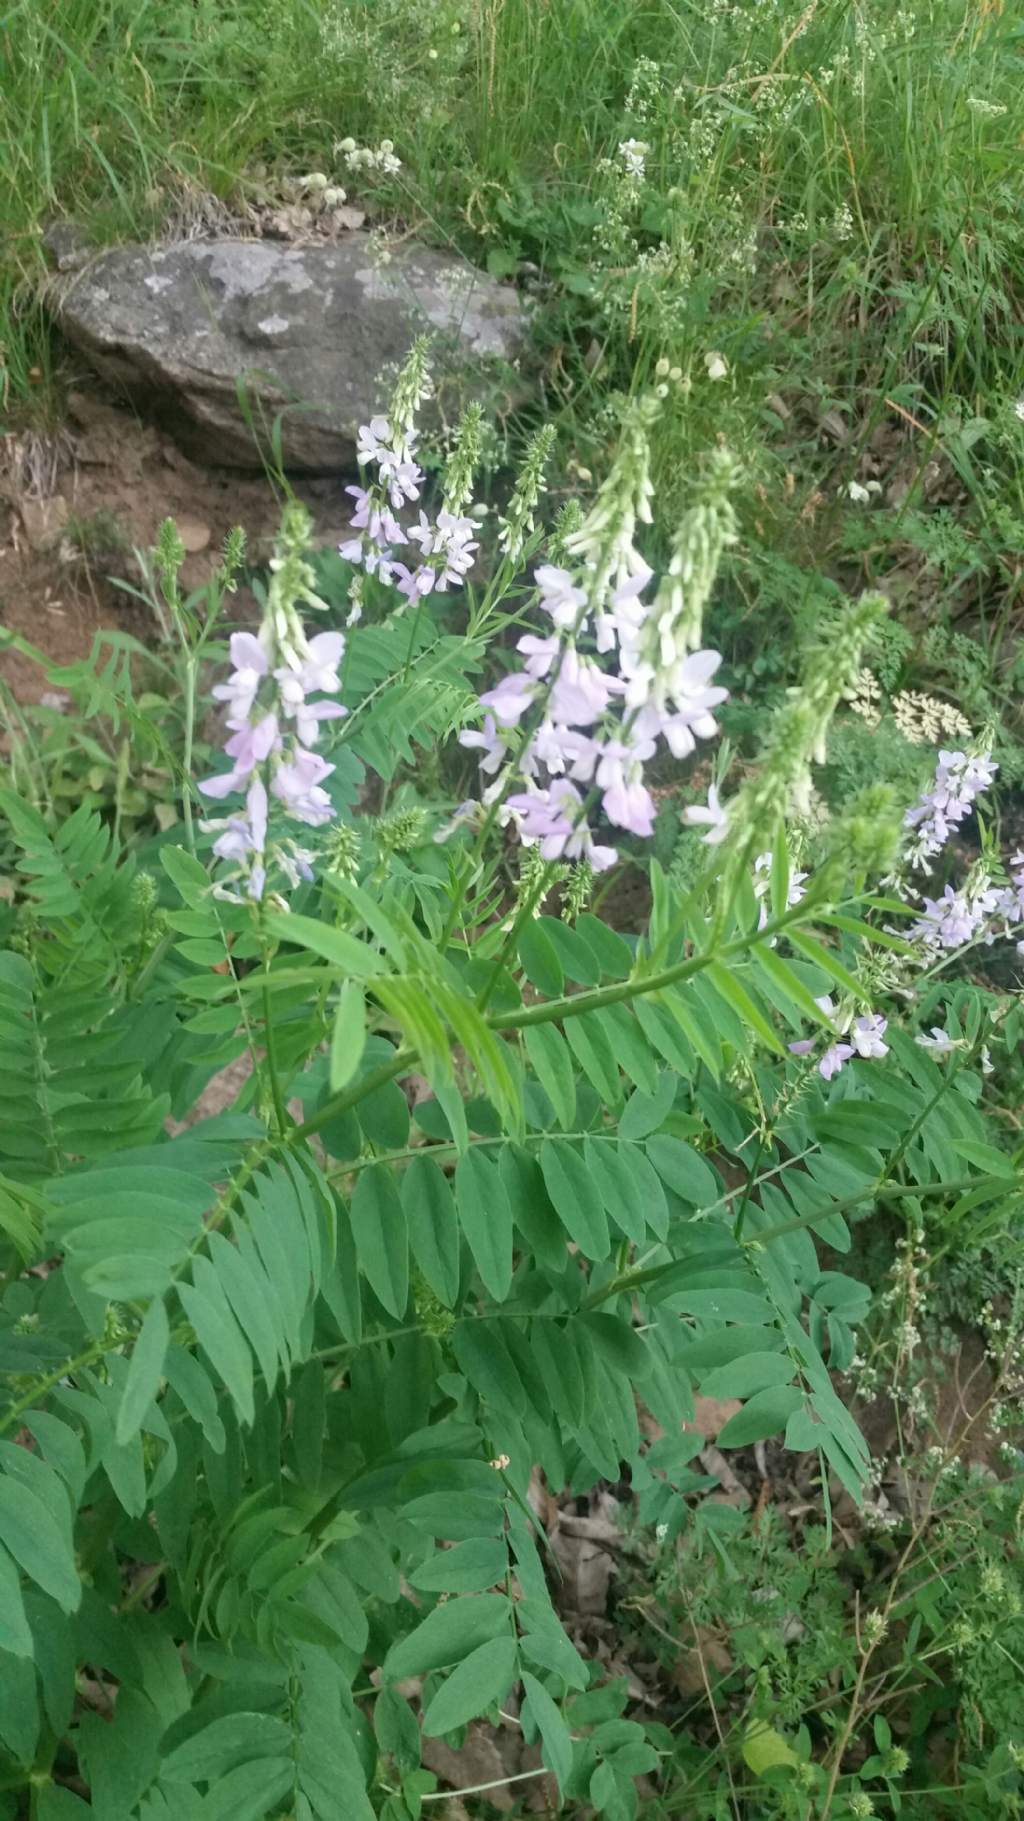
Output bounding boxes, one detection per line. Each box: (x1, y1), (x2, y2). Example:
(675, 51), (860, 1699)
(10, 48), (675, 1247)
(337, 136), (402, 176)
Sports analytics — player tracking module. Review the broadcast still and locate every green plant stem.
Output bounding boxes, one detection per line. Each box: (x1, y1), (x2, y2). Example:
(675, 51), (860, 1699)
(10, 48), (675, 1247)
(261, 979), (289, 1137)
(296, 906), (802, 1143)
(180, 651), (199, 857)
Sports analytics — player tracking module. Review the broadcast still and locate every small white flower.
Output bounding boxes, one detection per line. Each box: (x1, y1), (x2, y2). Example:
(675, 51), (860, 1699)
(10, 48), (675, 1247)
(704, 350), (728, 382)
(847, 480), (871, 503)
(682, 783), (729, 844)
(915, 1026), (959, 1054)
(1015, 398), (1024, 423)
(618, 137), (649, 180)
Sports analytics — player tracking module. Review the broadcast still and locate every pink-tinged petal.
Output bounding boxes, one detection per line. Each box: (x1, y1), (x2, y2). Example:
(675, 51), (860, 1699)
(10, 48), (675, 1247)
(198, 769), (244, 799)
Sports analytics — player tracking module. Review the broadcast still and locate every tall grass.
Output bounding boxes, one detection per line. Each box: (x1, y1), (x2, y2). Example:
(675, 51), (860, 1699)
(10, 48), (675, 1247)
(3, 0), (1023, 642)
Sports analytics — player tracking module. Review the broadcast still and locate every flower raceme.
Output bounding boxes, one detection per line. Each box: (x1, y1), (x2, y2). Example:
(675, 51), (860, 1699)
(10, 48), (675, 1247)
(458, 408), (737, 869)
(198, 506), (345, 901)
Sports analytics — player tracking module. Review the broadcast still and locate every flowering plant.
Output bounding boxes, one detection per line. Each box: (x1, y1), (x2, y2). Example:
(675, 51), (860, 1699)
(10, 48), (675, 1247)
(0, 355), (1020, 1821)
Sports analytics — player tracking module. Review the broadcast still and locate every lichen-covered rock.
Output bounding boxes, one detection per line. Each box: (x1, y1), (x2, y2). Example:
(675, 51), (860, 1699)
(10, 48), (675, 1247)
(56, 236), (529, 470)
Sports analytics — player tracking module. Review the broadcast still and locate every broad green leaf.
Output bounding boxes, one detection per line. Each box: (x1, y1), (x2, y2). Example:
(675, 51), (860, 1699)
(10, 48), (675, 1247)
(115, 1299), (170, 1445)
(706, 962), (784, 1055)
(401, 1156), (460, 1307)
(0, 1541), (32, 1657)
(350, 1165), (409, 1320)
(524, 1023), (577, 1130)
(521, 1671), (574, 1792)
(539, 1139), (610, 1261)
(743, 1721), (799, 1776)
(564, 1014), (622, 1107)
(264, 910), (382, 976)
(950, 1138), (1016, 1177)
(330, 981), (367, 1091)
(662, 986), (721, 1080)
(178, 1259), (255, 1426)
(452, 1321), (526, 1417)
(162, 1712), (292, 1782)
(617, 1074), (676, 1141)
(375, 1687), (421, 1772)
(199, 1758), (294, 1821)
(383, 1592), (510, 1681)
(0, 1474), (80, 1614)
(787, 929), (862, 998)
(538, 916), (599, 985)
(579, 1312), (651, 1381)
(698, 1352), (796, 1400)
(594, 1003), (659, 1093)
(160, 844), (214, 909)
(499, 1144), (567, 1275)
(518, 920), (564, 996)
(646, 1136), (718, 1207)
(583, 1137), (645, 1244)
(575, 914), (633, 979)
(422, 1636), (517, 1737)
(455, 1149), (513, 1300)
(206, 1230), (282, 1392)
(410, 1537), (509, 1593)
(530, 1318), (586, 1427)
(717, 1385), (804, 1448)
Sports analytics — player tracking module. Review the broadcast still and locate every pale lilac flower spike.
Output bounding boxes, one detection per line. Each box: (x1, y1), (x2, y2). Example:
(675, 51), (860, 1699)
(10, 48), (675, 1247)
(199, 508), (347, 900)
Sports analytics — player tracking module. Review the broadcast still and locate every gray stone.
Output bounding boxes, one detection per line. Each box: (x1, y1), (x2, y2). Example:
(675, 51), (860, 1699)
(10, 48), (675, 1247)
(55, 236), (529, 471)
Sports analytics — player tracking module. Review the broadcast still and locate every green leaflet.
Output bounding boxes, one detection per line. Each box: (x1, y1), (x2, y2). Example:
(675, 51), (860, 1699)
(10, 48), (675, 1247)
(383, 1592), (511, 1681)
(409, 1535), (509, 1593)
(518, 918), (564, 996)
(524, 1023), (577, 1129)
(115, 1299), (170, 1445)
(401, 1155), (461, 1307)
(422, 1635), (518, 1736)
(0, 1473), (80, 1614)
(329, 980), (367, 1090)
(521, 1670), (575, 1791)
(161, 1712), (293, 1782)
(717, 1384), (805, 1447)
(349, 1164), (409, 1320)
(179, 1257), (255, 1427)
(263, 909), (383, 976)
(454, 1147), (514, 1299)
(539, 1139), (611, 1261)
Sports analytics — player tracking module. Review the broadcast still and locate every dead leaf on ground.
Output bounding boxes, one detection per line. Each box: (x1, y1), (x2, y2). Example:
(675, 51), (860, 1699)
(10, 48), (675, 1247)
(687, 1396), (743, 1440)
